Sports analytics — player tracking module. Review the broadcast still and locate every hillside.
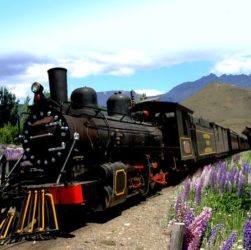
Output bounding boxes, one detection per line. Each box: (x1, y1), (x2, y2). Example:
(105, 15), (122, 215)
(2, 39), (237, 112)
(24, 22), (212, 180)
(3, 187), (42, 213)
(181, 82), (251, 134)
(159, 73), (251, 103)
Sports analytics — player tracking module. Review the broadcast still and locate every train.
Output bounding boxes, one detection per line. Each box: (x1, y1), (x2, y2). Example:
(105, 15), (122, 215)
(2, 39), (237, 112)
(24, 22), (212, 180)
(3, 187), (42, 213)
(0, 67), (249, 242)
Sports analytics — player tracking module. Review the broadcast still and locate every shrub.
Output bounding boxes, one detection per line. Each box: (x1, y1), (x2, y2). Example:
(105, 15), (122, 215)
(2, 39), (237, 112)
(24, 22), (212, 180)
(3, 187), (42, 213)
(0, 123), (19, 144)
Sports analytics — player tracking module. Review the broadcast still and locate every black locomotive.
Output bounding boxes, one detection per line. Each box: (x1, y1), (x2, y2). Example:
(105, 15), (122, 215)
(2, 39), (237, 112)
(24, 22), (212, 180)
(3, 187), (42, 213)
(0, 67), (249, 241)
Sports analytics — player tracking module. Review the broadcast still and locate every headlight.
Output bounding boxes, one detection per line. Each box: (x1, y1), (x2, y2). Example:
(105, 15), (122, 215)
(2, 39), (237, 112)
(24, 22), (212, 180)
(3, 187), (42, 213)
(31, 82), (44, 93)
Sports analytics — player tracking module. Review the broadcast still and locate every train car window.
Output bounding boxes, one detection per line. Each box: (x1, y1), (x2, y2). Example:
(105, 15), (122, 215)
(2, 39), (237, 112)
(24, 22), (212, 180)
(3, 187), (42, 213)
(164, 112), (175, 118)
(155, 112), (175, 118)
(155, 112), (176, 126)
(182, 112), (190, 136)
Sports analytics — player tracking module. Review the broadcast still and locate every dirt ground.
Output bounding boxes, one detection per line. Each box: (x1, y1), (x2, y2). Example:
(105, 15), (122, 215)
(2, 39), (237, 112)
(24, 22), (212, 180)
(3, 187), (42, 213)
(3, 186), (178, 250)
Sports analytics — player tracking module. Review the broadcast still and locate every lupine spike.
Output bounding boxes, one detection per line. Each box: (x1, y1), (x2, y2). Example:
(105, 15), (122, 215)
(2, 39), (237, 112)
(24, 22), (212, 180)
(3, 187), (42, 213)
(183, 179), (190, 201)
(195, 177), (203, 206)
(184, 207), (212, 250)
(210, 168), (216, 192)
(238, 171), (245, 198)
(243, 218), (251, 249)
(220, 231), (237, 250)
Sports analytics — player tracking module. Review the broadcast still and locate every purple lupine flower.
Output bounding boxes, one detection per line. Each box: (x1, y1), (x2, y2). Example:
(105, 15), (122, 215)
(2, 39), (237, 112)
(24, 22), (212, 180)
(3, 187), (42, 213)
(234, 170), (240, 188)
(216, 162), (224, 183)
(216, 162), (225, 192)
(242, 162), (250, 176)
(221, 231), (237, 250)
(229, 166), (237, 182)
(228, 181), (233, 194)
(175, 193), (183, 221)
(238, 171), (245, 198)
(184, 207), (194, 227)
(3, 147), (23, 161)
(248, 173), (251, 184)
(219, 164), (227, 194)
(175, 193), (190, 222)
(201, 164), (212, 187)
(182, 206), (195, 249)
(207, 226), (217, 248)
(207, 224), (224, 249)
(210, 168), (216, 192)
(243, 218), (251, 249)
(187, 227), (203, 250)
(195, 177), (204, 206)
(183, 179), (191, 201)
(228, 166), (237, 193)
(184, 207), (212, 250)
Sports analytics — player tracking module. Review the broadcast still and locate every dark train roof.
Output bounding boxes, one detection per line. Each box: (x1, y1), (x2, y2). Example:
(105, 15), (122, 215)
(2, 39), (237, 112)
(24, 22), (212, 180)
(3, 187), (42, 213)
(133, 101), (193, 114)
(243, 126), (251, 136)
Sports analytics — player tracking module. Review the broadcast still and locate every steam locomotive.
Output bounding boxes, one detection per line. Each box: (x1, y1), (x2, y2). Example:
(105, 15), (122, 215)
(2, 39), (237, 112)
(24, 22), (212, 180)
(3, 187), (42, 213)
(0, 67), (248, 241)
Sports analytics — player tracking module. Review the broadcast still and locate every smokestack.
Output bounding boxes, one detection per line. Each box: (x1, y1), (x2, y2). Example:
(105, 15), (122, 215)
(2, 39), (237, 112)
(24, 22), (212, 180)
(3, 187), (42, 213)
(47, 67), (68, 104)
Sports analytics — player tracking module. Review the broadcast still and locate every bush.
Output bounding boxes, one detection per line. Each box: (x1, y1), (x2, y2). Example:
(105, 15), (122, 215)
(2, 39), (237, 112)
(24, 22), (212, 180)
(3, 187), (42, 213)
(0, 123), (19, 144)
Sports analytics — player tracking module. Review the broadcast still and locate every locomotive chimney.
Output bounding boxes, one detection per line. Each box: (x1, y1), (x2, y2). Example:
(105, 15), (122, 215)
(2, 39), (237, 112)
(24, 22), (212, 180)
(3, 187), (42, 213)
(47, 67), (68, 104)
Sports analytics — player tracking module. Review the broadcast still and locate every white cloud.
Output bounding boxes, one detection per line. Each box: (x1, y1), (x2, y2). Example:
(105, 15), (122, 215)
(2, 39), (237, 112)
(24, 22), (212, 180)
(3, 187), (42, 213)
(69, 60), (106, 78)
(57, 51), (154, 78)
(108, 67), (135, 76)
(62, 50), (188, 79)
(1, 63), (55, 100)
(212, 55), (251, 75)
(135, 89), (164, 96)
(6, 82), (31, 99)
(24, 63), (55, 81)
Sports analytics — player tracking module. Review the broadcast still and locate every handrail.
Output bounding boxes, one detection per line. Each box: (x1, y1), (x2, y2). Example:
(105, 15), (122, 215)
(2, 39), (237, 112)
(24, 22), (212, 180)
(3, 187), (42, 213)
(0, 154), (7, 184)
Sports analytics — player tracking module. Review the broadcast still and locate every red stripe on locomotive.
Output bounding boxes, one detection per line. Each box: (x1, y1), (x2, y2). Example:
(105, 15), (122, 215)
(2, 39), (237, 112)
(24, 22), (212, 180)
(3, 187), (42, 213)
(49, 185), (84, 205)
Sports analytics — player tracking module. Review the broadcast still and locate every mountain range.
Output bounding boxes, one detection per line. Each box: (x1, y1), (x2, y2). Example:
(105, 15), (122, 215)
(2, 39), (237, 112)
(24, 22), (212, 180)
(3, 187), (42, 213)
(158, 73), (251, 103)
(97, 73), (251, 106)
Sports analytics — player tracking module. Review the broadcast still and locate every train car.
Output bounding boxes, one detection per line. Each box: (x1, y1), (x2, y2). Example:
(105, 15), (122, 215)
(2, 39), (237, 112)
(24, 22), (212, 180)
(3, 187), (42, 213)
(239, 135), (249, 151)
(210, 122), (229, 156)
(243, 126), (251, 148)
(191, 117), (216, 160)
(228, 130), (240, 152)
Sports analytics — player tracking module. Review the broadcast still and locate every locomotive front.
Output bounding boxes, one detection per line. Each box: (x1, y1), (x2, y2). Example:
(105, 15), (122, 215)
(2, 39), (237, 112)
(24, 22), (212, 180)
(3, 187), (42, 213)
(20, 68), (73, 183)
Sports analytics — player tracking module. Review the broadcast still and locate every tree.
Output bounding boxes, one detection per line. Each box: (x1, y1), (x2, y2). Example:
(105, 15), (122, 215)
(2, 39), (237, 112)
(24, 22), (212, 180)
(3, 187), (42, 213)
(0, 87), (19, 127)
(0, 122), (19, 144)
(139, 93), (147, 102)
(19, 96), (31, 130)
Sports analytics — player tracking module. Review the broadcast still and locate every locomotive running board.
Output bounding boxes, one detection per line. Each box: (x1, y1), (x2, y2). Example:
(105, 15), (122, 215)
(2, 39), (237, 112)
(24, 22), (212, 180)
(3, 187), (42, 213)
(0, 189), (59, 242)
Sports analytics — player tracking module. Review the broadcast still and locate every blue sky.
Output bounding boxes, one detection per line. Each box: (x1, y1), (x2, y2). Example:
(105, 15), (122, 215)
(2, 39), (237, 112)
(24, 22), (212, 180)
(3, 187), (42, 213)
(1, 0), (251, 100)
